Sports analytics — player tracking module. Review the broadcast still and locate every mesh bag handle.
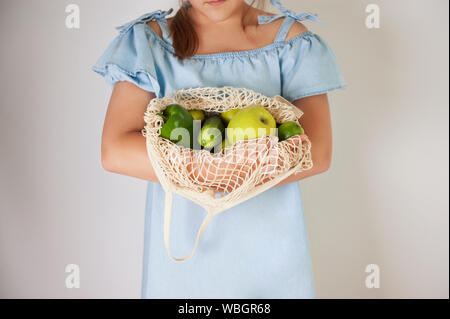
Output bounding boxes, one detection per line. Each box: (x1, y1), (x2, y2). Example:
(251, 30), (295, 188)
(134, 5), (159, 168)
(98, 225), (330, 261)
(163, 191), (215, 262)
(161, 148), (310, 262)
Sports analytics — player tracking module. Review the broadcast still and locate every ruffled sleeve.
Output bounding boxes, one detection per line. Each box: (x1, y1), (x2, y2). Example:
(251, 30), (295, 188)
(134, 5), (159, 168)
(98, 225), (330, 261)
(279, 32), (347, 102)
(92, 10), (173, 94)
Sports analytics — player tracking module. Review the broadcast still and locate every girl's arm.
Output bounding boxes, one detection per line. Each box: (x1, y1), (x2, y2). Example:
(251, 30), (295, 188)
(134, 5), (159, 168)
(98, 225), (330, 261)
(101, 81), (159, 182)
(275, 93), (333, 187)
(101, 82), (332, 187)
(100, 81), (254, 187)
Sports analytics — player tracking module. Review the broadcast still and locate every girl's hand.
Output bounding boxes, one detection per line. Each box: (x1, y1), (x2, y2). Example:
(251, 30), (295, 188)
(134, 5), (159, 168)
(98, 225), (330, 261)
(186, 135), (302, 193)
(187, 142), (261, 193)
(256, 134), (304, 186)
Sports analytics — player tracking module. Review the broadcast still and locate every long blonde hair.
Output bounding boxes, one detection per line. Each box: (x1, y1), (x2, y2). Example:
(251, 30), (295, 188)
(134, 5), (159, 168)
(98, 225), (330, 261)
(171, 0), (267, 60)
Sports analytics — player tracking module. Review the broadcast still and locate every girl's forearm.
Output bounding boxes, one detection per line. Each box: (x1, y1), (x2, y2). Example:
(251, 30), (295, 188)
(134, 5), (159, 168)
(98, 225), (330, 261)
(102, 131), (330, 188)
(275, 139), (332, 187)
(276, 95), (333, 187)
(102, 131), (159, 182)
(275, 159), (329, 187)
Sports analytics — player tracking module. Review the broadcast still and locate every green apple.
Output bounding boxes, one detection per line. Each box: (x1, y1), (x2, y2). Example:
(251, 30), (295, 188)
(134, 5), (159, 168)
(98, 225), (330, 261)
(188, 109), (205, 122)
(227, 106), (277, 144)
(278, 121), (304, 141)
(221, 109), (241, 124)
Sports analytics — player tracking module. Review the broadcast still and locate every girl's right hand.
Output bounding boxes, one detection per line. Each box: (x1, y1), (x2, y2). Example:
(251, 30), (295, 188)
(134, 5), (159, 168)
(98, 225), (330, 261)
(187, 136), (285, 193)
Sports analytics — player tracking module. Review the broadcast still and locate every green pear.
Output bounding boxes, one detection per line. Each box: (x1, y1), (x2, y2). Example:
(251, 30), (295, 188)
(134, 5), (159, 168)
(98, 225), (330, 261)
(278, 121), (304, 141)
(198, 116), (225, 149)
(188, 109), (205, 122)
(221, 109), (241, 124)
(226, 105), (276, 144)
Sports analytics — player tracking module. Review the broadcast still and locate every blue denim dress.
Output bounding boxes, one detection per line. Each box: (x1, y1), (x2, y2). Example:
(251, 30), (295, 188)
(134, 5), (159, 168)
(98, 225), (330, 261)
(93, 0), (346, 299)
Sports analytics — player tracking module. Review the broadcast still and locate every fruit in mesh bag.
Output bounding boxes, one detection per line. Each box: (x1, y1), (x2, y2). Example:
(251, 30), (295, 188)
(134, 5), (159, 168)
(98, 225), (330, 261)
(188, 109), (205, 122)
(159, 104), (194, 148)
(226, 106), (277, 144)
(187, 135), (278, 193)
(220, 108), (241, 124)
(277, 121), (305, 141)
(198, 116), (225, 149)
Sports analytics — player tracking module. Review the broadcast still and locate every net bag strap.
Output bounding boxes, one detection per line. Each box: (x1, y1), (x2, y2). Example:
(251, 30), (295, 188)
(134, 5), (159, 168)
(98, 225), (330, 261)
(163, 191), (214, 262)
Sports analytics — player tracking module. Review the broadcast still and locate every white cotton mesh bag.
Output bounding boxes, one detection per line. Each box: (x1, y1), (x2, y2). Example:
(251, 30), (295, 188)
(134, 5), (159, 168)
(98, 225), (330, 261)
(141, 86), (313, 262)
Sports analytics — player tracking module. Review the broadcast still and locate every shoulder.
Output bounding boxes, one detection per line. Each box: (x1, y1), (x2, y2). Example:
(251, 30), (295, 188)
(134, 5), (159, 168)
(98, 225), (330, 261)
(146, 17), (176, 40)
(146, 20), (163, 38)
(285, 20), (309, 41)
(255, 9), (309, 42)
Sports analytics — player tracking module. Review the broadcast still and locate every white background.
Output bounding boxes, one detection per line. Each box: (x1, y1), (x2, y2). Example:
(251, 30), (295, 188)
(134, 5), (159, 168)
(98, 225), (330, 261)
(0, 0), (448, 298)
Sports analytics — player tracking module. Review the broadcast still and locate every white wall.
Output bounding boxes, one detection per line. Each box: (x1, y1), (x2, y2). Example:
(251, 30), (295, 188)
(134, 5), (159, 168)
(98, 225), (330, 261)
(0, 0), (448, 298)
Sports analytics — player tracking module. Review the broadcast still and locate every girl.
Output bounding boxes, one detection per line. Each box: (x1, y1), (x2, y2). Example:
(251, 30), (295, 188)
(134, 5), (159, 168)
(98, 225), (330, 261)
(93, 0), (346, 298)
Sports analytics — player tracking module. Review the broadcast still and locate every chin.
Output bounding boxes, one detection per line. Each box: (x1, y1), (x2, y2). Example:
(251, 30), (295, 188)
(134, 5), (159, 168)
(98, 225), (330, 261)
(193, 0), (244, 21)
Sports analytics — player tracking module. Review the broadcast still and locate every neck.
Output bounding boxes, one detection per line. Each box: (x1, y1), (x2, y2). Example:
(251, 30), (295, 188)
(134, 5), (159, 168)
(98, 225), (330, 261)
(188, 2), (254, 30)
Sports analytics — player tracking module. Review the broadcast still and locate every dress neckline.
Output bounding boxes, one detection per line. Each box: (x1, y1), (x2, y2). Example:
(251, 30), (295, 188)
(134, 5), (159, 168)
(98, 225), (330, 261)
(116, 1), (320, 60)
(142, 22), (313, 60)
